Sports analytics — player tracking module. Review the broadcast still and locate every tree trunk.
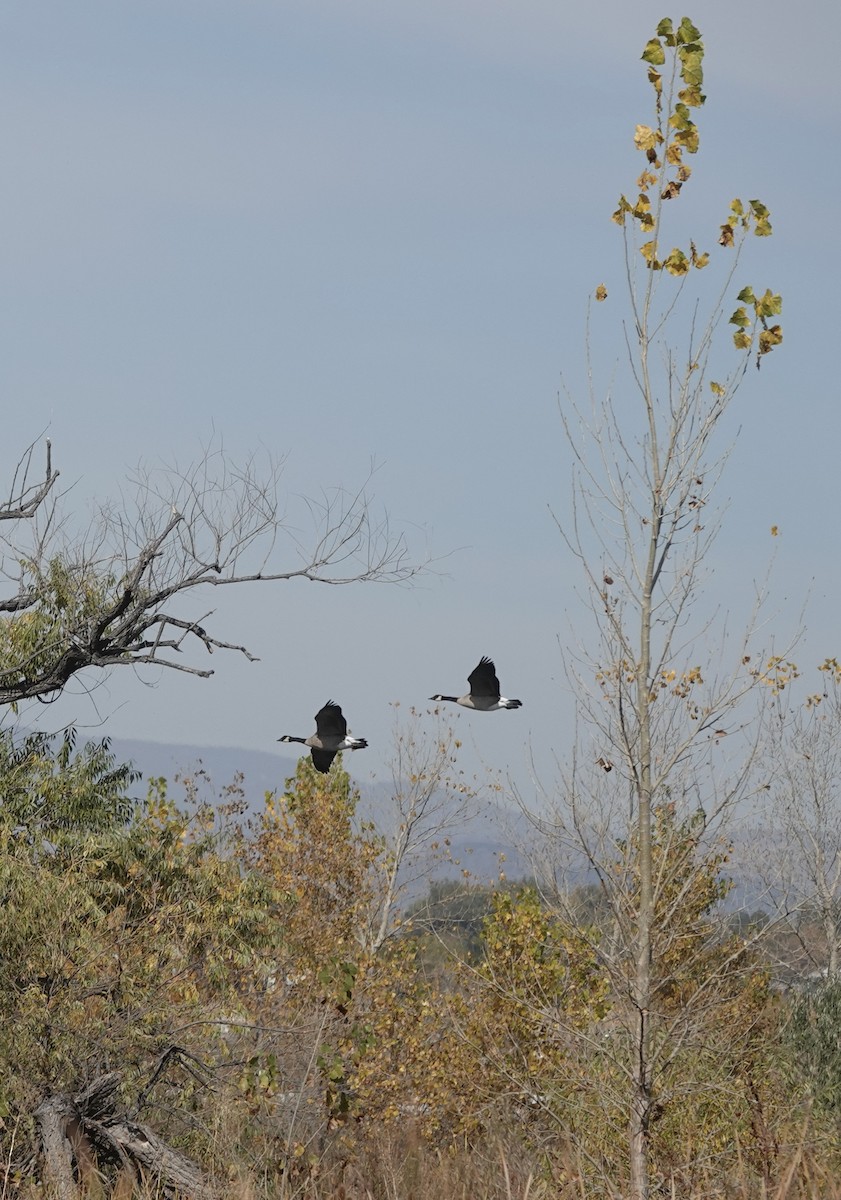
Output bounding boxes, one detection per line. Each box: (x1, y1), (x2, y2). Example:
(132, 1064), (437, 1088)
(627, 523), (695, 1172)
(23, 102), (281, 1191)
(629, 1008), (651, 1200)
(627, 472), (656, 1200)
(34, 1095), (77, 1200)
(629, 841), (653, 1200)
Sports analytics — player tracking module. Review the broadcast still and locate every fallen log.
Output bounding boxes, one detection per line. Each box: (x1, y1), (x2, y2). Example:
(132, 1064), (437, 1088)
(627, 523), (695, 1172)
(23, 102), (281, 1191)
(34, 1070), (216, 1199)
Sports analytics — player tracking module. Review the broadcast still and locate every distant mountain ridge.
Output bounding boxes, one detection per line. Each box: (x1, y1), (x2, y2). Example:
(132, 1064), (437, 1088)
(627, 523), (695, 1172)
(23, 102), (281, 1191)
(107, 736), (531, 887)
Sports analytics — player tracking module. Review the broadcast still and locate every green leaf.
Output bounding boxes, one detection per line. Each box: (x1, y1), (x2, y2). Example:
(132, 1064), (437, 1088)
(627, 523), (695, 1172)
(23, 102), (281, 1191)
(677, 17), (702, 44)
(679, 48), (704, 90)
(641, 38), (666, 65)
(729, 307), (751, 329)
(670, 102), (692, 130)
(736, 286), (756, 304)
(748, 199), (773, 236)
(755, 289), (783, 318)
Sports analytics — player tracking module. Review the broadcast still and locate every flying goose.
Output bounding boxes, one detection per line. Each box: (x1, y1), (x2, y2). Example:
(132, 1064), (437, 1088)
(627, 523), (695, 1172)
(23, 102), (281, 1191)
(430, 657), (522, 711)
(278, 701), (368, 773)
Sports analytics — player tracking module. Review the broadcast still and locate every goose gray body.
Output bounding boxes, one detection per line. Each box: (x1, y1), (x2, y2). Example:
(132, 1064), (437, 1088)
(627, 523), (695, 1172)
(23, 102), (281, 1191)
(430, 657), (522, 712)
(279, 701), (368, 773)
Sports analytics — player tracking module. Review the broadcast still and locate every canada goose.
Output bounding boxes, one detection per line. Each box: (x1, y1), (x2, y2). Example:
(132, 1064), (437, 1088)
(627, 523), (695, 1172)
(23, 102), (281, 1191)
(278, 701), (368, 773)
(430, 657), (522, 711)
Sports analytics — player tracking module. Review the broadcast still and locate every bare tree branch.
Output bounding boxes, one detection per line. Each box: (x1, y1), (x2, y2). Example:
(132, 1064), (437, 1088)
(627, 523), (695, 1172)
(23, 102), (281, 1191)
(1, 438), (58, 523)
(0, 442), (423, 705)
(363, 706), (484, 954)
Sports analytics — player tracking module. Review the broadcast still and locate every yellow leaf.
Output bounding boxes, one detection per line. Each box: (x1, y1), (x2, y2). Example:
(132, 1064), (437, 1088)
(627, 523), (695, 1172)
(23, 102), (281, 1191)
(758, 325), (783, 356)
(663, 248), (689, 276)
(612, 194), (632, 226)
(595, 284), (608, 302)
(633, 124), (660, 153)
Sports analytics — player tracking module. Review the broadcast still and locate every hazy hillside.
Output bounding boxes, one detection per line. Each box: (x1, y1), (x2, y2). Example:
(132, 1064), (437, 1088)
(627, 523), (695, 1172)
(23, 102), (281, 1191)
(108, 736), (532, 887)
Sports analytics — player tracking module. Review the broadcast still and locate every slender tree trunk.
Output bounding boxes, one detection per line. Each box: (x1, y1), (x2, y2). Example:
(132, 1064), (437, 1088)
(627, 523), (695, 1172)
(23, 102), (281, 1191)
(826, 914), (839, 977)
(629, 435), (658, 1200)
(630, 856), (652, 1200)
(629, 1051), (650, 1200)
(630, 709), (653, 1200)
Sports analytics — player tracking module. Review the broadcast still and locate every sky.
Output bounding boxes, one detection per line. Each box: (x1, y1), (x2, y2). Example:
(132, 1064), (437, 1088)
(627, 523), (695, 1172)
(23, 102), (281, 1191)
(1, 0), (839, 803)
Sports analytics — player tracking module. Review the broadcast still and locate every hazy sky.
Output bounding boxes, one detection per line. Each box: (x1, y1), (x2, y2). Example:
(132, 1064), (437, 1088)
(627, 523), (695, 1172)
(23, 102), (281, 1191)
(1, 1), (839, 799)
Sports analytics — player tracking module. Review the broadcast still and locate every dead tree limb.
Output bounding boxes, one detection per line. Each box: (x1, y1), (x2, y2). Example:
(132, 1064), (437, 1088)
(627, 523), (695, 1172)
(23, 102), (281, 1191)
(33, 1093), (77, 1200)
(0, 443), (423, 705)
(1, 439), (58, 523)
(35, 1071), (217, 1200)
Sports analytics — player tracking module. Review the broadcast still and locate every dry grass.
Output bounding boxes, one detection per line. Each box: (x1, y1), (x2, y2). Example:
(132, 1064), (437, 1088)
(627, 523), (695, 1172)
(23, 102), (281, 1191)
(8, 1103), (841, 1200)
(9, 1152), (841, 1200)
(196, 1125), (841, 1200)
